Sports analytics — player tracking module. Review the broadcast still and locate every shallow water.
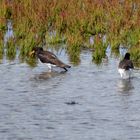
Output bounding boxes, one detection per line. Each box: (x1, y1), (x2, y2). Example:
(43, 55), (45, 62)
(0, 50), (140, 140)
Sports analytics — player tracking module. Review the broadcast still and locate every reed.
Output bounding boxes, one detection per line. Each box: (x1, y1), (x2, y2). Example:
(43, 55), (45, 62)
(92, 35), (108, 65)
(0, 39), (4, 59)
(45, 31), (66, 44)
(0, 0), (6, 39)
(25, 57), (38, 67)
(19, 32), (37, 59)
(0, 0), (140, 65)
(6, 38), (16, 60)
(66, 32), (82, 65)
(129, 41), (140, 64)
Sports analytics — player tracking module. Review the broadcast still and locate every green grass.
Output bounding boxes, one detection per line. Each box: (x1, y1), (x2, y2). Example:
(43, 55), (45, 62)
(0, 0), (140, 65)
(6, 38), (16, 60)
(0, 39), (4, 59)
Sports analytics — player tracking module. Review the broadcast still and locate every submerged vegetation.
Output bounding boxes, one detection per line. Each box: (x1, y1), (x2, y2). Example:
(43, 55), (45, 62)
(0, 0), (140, 65)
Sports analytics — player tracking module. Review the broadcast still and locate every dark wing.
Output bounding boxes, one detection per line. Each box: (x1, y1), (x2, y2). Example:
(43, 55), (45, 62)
(119, 60), (134, 70)
(44, 50), (57, 58)
(38, 51), (68, 68)
(37, 53), (50, 63)
(127, 60), (134, 69)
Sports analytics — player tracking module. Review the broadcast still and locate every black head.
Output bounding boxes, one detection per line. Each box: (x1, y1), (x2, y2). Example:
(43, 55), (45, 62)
(124, 53), (130, 60)
(32, 47), (43, 52)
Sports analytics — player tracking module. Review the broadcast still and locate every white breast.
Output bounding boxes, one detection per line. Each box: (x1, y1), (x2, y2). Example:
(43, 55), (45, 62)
(118, 68), (133, 79)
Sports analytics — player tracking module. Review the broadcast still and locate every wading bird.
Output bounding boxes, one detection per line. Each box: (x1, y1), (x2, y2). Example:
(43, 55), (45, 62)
(29, 47), (71, 71)
(118, 53), (134, 79)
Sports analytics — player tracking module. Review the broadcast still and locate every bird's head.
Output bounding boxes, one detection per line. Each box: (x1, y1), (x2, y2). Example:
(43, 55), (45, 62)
(29, 47), (43, 57)
(124, 53), (130, 60)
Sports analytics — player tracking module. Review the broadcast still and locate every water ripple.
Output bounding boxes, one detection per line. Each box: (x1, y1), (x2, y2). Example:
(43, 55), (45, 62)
(0, 51), (140, 140)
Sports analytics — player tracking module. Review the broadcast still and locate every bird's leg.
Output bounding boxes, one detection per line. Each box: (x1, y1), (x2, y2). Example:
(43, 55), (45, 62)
(63, 67), (68, 72)
(47, 63), (52, 72)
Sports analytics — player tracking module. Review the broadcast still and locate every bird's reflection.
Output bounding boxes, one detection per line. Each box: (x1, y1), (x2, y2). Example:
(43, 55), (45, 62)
(117, 79), (134, 94)
(34, 70), (67, 81)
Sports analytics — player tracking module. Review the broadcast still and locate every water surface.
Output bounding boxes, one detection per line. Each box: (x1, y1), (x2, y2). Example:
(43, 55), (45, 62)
(0, 50), (140, 140)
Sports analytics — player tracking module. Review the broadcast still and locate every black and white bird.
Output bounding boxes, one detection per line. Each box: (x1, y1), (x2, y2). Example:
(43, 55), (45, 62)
(118, 53), (134, 79)
(29, 47), (71, 71)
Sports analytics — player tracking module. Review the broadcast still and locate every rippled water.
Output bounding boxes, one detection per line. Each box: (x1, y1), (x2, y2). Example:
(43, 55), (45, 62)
(1, 50), (140, 140)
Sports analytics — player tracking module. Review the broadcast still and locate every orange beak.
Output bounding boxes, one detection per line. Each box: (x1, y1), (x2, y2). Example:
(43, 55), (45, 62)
(29, 50), (35, 57)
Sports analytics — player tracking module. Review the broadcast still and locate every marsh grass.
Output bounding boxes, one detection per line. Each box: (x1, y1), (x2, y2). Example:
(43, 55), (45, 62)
(6, 38), (16, 60)
(0, 39), (4, 59)
(66, 32), (83, 65)
(0, 0), (140, 65)
(67, 44), (81, 65)
(92, 35), (108, 64)
(129, 41), (140, 67)
(25, 57), (38, 67)
(45, 31), (66, 44)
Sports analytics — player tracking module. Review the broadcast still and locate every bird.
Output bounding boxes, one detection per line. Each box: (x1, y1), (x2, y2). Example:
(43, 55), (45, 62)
(29, 47), (71, 71)
(118, 53), (134, 79)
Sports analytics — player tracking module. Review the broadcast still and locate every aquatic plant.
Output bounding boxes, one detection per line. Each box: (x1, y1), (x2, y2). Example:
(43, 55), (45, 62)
(92, 35), (108, 65)
(129, 41), (140, 66)
(6, 38), (16, 60)
(0, 0), (6, 39)
(0, 39), (4, 59)
(66, 32), (83, 65)
(45, 31), (66, 44)
(0, 0), (140, 65)
(25, 57), (38, 67)
(19, 33), (37, 59)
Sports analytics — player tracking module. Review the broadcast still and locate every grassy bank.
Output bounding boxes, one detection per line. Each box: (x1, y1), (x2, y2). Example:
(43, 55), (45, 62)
(0, 0), (140, 64)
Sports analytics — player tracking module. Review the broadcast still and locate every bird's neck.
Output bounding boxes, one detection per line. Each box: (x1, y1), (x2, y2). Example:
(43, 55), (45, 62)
(124, 58), (130, 60)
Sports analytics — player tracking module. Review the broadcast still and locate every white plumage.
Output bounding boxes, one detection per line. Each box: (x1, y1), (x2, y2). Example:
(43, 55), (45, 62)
(118, 68), (133, 79)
